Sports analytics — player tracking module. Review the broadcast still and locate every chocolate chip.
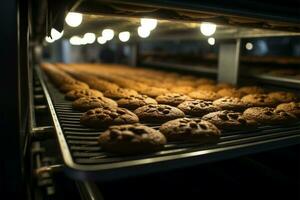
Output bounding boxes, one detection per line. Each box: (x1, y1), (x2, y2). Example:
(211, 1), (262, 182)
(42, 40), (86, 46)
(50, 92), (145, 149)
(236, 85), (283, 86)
(219, 114), (229, 120)
(189, 122), (197, 128)
(264, 111), (273, 115)
(199, 124), (207, 129)
(163, 109), (170, 114)
(228, 113), (239, 119)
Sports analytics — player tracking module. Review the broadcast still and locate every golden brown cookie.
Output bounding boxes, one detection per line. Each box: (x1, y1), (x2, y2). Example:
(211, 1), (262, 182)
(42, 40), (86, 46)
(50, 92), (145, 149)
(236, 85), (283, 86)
(134, 104), (185, 123)
(241, 94), (278, 107)
(238, 86), (265, 95)
(177, 100), (220, 116)
(59, 81), (89, 93)
(243, 107), (297, 125)
(268, 91), (298, 103)
(160, 118), (221, 143)
(117, 94), (157, 110)
(213, 97), (250, 111)
(202, 110), (257, 130)
(275, 102), (300, 117)
(72, 96), (117, 111)
(103, 87), (139, 99)
(156, 93), (192, 106)
(65, 89), (103, 101)
(188, 90), (220, 101)
(217, 88), (245, 98)
(80, 107), (139, 129)
(98, 124), (166, 155)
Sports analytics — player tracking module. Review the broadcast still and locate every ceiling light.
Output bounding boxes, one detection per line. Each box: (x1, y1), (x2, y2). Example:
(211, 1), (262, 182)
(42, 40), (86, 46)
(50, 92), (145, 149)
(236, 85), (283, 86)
(140, 18), (157, 30)
(69, 36), (82, 45)
(118, 31), (130, 42)
(45, 36), (55, 43)
(97, 36), (106, 44)
(200, 22), (216, 36)
(246, 42), (253, 50)
(137, 26), (150, 38)
(83, 33), (96, 44)
(51, 28), (64, 40)
(208, 37), (215, 45)
(102, 29), (114, 41)
(65, 12), (83, 27)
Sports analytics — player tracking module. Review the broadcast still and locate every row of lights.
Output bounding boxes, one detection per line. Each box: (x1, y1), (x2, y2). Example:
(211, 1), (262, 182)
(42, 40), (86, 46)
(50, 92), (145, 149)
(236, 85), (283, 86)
(49, 12), (259, 49)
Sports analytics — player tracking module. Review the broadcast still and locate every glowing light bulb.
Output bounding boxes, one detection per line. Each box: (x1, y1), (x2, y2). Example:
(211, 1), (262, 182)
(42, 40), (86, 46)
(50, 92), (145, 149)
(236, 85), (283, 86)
(118, 31), (130, 42)
(97, 36), (106, 44)
(208, 37), (215, 45)
(51, 28), (64, 40)
(137, 26), (150, 38)
(65, 12), (83, 27)
(69, 36), (82, 45)
(45, 36), (55, 43)
(140, 18), (157, 30)
(83, 33), (96, 44)
(246, 42), (253, 50)
(200, 22), (216, 36)
(102, 29), (114, 41)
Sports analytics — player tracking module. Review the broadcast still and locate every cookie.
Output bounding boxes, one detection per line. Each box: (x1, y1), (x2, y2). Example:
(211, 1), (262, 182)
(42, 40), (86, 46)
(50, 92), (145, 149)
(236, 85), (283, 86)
(117, 94), (157, 110)
(59, 81), (89, 93)
(213, 97), (250, 111)
(217, 88), (245, 98)
(188, 90), (220, 101)
(103, 87), (139, 99)
(275, 102), (300, 117)
(72, 96), (117, 111)
(202, 110), (256, 130)
(241, 94), (278, 107)
(98, 124), (166, 155)
(156, 93), (192, 106)
(134, 104), (185, 123)
(238, 86), (265, 95)
(138, 86), (169, 97)
(170, 86), (194, 94)
(80, 107), (139, 129)
(65, 89), (103, 101)
(177, 100), (220, 116)
(243, 107), (297, 125)
(216, 83), (234, 90)
(159, 118), (221, 143)
(268, 91), (298, 103)
(196, 84), (219, 92)
(194, 78), (215, 85)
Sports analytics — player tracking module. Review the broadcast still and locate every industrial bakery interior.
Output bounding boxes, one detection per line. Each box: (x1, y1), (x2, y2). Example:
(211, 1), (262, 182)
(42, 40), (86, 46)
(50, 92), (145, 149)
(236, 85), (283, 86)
(1, 0), (300, 199)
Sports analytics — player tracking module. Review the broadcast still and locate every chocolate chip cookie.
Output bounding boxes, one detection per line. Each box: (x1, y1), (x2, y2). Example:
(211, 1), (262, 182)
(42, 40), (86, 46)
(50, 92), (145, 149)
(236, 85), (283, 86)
(59, 81), (89, 93)
(202, 110), (257, 130)
(188, 90), (220, 101)
(170, 86), (194, 94)
(268, 91), (298, 103)
(138, 86), (169, 97)
(159, 118), (221, 143)
(213, 97), (250, 111)
(217, 88), (245, 98)
(98, 124), (166, 155)
(103, 87), (139, 99)
(117, 94), (157, 110)
(80, 107), (139, 129)
(238, 86), (265, 95)
(72, 96), (117, 111)
(196, 84), (219, 92)
(243, 107), (297, 125)
(241, 94), (278, 107)
(65, 89), (103, 101)
(134, 104), (185, 123)
(156, 93), (192, 106)
(275, 102), (300, 117)
(177, 100), (220, 117)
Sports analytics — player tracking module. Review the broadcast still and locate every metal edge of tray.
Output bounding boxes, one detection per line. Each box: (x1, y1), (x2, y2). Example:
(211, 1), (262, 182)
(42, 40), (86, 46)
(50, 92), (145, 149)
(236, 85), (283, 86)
(245, 74), (300, 89)
(36, 65), (300, 181)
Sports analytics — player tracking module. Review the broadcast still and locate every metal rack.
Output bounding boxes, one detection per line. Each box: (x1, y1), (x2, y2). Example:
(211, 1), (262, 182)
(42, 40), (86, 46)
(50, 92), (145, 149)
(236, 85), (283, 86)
(37, 66), (300, 181)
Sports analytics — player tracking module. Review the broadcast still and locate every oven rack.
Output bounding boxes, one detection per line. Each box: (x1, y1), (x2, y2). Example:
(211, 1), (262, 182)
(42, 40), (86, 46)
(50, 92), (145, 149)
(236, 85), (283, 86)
(36, 66), (300, 181)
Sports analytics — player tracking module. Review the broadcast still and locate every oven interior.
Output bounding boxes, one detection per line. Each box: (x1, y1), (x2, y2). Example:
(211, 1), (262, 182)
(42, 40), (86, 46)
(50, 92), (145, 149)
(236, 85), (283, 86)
(7, 0), (300, 199)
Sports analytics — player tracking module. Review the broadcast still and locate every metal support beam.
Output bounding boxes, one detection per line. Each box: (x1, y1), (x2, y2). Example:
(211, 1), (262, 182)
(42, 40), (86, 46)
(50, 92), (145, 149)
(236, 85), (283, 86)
(129, 43), (138, 67)
(217, 39), (241, 85)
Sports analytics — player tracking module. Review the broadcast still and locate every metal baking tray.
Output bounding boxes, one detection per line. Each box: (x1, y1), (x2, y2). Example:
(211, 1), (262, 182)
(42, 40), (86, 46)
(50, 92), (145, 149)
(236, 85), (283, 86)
(36, 66), (300, 181)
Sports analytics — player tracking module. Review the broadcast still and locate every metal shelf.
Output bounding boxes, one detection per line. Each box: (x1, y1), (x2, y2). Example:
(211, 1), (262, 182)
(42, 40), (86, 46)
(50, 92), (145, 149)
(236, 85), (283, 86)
(37, 65), (300, 181)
